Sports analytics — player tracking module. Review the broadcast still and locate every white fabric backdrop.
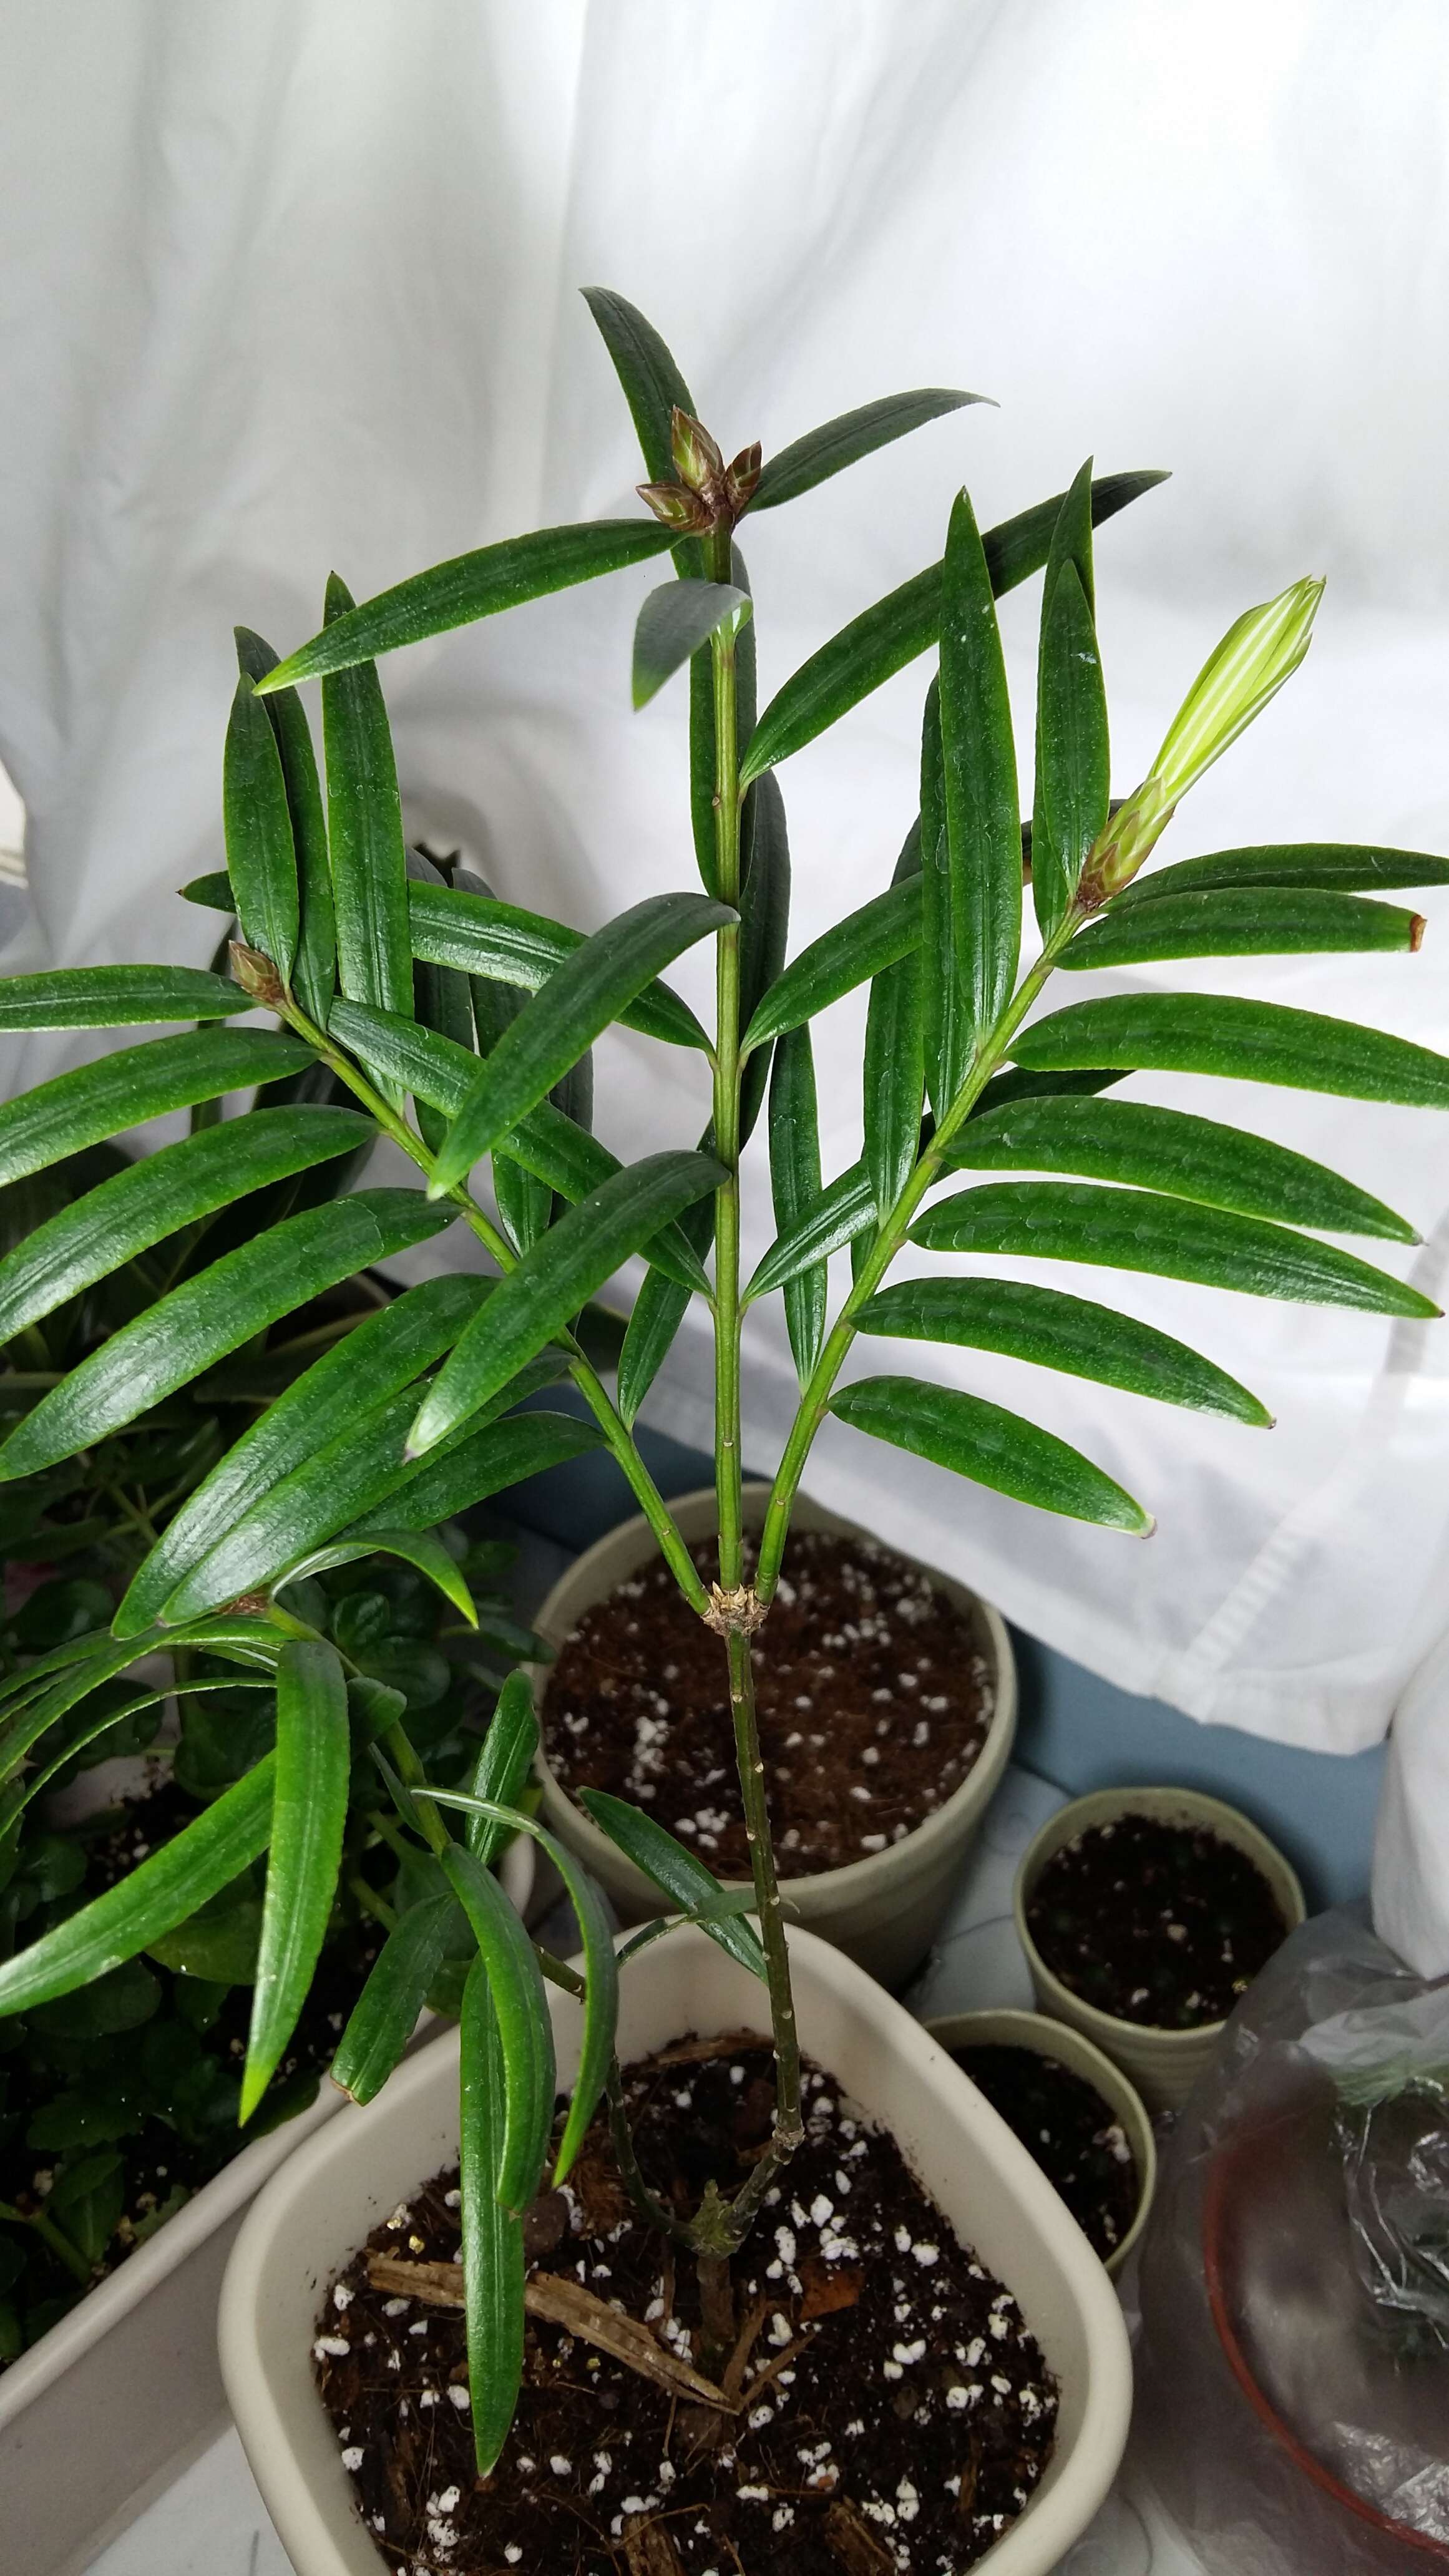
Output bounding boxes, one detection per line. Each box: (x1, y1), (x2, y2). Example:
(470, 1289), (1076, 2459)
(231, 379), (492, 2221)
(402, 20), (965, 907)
(2, 0), (1447, 1961)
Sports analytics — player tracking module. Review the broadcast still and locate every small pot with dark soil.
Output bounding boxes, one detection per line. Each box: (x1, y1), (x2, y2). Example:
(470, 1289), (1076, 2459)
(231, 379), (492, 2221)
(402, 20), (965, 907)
(1014, 1789), (1305, 2111)
(533, 1487), (1017, 1990)
(927, 2010), (1156, 2278)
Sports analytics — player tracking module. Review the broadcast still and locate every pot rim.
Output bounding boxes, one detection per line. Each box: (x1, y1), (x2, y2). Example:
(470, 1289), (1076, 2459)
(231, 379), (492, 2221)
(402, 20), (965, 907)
(530, 1480), (1018, 1905)
(1012, 1785), (1307, 2052)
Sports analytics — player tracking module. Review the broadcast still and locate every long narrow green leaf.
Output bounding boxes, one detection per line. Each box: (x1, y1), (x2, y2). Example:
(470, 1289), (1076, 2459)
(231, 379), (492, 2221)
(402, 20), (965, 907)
(633, 581), (748, 706)
(115, 1273), (487, 1636)
(945, 1095), (1417, 1239)
(1064, 887), (1426, 969)
(578, 1790), (768, 1977)
(0, 1107), (371, 1345)
(864, 830), (926, 1220)
(1114, 842), (1449, 906)
(409, 880), (710, 1052)
(409, 849), (478, 1156)
(939, 485), (1020, 1044)
(919, 678), (964, 1115)
(441, 1846), (554, 2218)
(0, 1756), (275, 2016)
(0, 1029), (311, 1191)
(1033, 489), (1110, 939)
(769, 1027), (827, 1386)
(223, 672), (300, 983)
(0, 967), (250, 1032)
(737, 773), (791, 1144)
(411, 1151), (726, 1451)
(321, 575), (413, 1103)
(616, 1194), (713, 1428)
(0, 1674), (274, 1833)
(331, 1894), (454, 2104)
(280, 1528), (476, 1626)
(0, 1188), (454, 1483)
(349, 1407), (605, 1535)
(458, 1958), (525, 2474)
(859, 1276), (1271, 1425)
(465, 1672), (538, 1868)
(542, 1830), (618, 2185)
(235, 629), (335, 1024)
(749, 389), (988, 512)
(910, 1180), (1438, 1316)
(259, 522), (677, 694)
(830, 1373), (1152, 1533)
(241, 1641), (349, 2121)
(429, 898), (733, 1193)
(689, 540), (755, 886)
(582, 287), (696, 485)
(740, 878), (920, 1056)
(0, 1631), (193, 1777)
(180, 871), (235, 914)
(744, 1158), (876, 1304)
(741, 470), (1168, 783)
(968, 1063), (1126, 1120)
(1011, 993), (1449, 1108)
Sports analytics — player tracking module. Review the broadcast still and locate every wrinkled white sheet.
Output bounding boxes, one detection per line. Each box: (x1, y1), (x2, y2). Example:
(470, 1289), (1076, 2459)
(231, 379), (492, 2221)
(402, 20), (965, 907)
(1, 0), (1446, 1964)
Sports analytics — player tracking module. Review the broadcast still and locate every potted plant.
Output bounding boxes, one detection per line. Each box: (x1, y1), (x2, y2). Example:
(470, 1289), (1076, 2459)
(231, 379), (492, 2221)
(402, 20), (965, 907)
(0, 283), (1443, 2570)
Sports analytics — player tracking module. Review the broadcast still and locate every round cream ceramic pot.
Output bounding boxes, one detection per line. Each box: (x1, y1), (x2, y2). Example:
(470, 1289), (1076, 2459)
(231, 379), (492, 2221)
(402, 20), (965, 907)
(1013, 1786), (1306, 2113)
(926, 2006), (1156, 2278)
(530, 1482), (1016, 1990)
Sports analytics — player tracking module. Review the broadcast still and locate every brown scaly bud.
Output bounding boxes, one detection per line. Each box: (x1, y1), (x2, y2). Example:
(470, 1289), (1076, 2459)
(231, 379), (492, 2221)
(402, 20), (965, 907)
(670, 406), (725, 497)
(723, 441), (762, 514)
(229, 940), (285, 1008)
(637, 480), (713, 535)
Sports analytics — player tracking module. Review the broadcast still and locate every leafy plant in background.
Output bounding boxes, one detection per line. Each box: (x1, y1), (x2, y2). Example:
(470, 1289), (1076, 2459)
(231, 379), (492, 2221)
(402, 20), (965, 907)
(0, 287), (1445, 2469)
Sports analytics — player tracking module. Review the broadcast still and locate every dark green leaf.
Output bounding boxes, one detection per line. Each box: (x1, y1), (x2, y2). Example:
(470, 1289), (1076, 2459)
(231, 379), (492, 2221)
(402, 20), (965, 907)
(241, 1641), (349, 2120)
(440, 1846), (554, 2217)
(458, 1958), (525, 2474)
(321, 574), (413, 1101)
(0, 1188), (454, 1482)
(285, 1528), (475, 1626)
(331, 1894), (453, 2104)
(430, 898), (732, 1192)
(919, 680), (963, 1116)
(830, 1373), (1152, 1532)
(582, 287), (696, 485)
(223, 672), (299, 983)
(939, 485), (1020, 1045)
(1063, 887), (1426, 969)
(180, 871), (235, 913)
(945, 1095), (1417, 1239)
(578, 1790), (767, 1979)
(617, 1193), (714, 1428)
(633, 582), (748, 707)
(1033, 544), (1110, 940)
(0, 1029), (311, 1191)
(689, 540), (754, 886)
(1113, 842), (1449, 906)
(0, 1106), (371, 1346)
(465, 1671), (538, 1869)
(260, 523), (677, 693)
(863, 829), (925, 1219)
(737, 772), (791, 1144)
(859, 1276), (1271, 1425)
(749, 389), (988, 512)
(411, 1151), (726, 1450)
(968, 1063), (1126, 1119)
(0, 967), (249, 1032)
(235, 628), (336, 1024)
(349, 1408), (606, 1536)
(740, 878), (920, 1056)
(745, 1158), (876, 1304)
(147, 1884), (262, 1984)
(409, 879), (710, 1053)
(769, 1027), (826, 1386)
(741, 471), (1168, 783)
(910, 1180), (1438, 1317)
(1011, 992), (1449, 1108)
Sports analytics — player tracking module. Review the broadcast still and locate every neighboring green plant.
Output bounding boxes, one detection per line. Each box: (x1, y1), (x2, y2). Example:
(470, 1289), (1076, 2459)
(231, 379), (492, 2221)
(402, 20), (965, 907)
(0, 288), (1445, 2467)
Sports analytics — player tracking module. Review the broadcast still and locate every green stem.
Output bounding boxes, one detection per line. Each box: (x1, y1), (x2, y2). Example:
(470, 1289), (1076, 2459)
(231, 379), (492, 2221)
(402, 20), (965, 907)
(381, 1722), (452, 1861)
(347, 1871), (398, 1933)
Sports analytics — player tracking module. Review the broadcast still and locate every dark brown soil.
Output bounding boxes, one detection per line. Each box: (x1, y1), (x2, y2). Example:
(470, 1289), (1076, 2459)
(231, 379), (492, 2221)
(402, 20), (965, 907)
(541, 1533), (993, 1879)
(1027, 1812), (1289, 2030)
(315, 2041), (1057, 2574)
(951, 2046), (1139, 2263)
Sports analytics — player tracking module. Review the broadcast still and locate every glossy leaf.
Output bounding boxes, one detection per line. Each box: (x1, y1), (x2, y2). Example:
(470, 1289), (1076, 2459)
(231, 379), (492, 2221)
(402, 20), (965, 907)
(968, 1063), (1125, 1120)
(910, 1180), (1438, 1317)
(350, 1408), (605, 1536)
(689, 539), (754, 887)
(919, 679), (963, 1115)
(0, 967), (249, 1032)
(769, 1027), (826, 1385)
(749, 389), (987, 512)
(745, 1157), (876, 1303)
(1114, 842), (1449, 906)
(465, 1672), (538, 1868)
(279, 1526), (476, 1625)
(441, 1845), (555, 2217)
(582, 286), (695, 485)
(939, 485), (1020, 1043)
(579, 1789), (767, 1978)
(830, 1373), (1152, 1533)
(0, 1188), (454, 1483)
(0, 1756), (275, 2017)
(1033, 542), (1110, 940)
(241, 1641), (349, 2121)
(429, 898), (733, 1192)
(864, 832), (926, 1219)
(736, 771), (791, 1141)
(540, 1834), (618, 2186)
(1063, 887), (1425, 970)
(0, 1106), (371, 1347)
(260, 522), (677, 693)
(180, 870), (235, 913)
(616, 1195), (713, 1429)
(409, 879), (710, 1052)
(458, 1958), (525, 2474)
(740, 469), (1168, 783)
(412, 1151), (725, 1450)
(115, 1273), (486, 1636)
(223, 671), (300, 983)
(859, 1276), (1271, 1425)
(740, 877), (920, 1056)
(945, 1095), (1417, 1239)
(331, 1895), (454, 2104)
(1011, 992), (1449, 1108)
(321, 574), (413, 1103)
(0, 1028), (311, 1192)
(235, 628), (335, 1024)
(633, 581), (748, 706)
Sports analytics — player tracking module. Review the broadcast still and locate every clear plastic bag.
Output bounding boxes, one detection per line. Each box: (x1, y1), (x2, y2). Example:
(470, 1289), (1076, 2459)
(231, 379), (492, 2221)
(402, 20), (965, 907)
(1134, 1905), (1449, 2574)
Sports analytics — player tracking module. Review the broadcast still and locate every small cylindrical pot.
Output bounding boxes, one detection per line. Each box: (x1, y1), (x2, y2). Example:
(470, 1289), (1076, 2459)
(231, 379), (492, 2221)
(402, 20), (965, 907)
(926, 2007), (1156, 2278)
(1013, 1787), (1306, 2113)
(531, 1483), (1017, 1990)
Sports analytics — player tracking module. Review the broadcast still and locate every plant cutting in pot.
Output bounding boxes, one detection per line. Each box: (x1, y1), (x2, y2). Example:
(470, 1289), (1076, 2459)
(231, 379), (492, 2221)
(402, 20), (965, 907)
(0, 284), (1445, 2572)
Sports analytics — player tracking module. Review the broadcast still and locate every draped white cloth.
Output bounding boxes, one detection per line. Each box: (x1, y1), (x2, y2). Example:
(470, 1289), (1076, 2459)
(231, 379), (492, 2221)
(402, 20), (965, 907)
(2, 0), (1447, 1964)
